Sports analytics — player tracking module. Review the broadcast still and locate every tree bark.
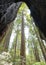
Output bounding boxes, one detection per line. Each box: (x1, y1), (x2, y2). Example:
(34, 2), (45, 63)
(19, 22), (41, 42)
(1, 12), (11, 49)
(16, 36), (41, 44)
(33, 23), (46, 61)
(3, 22), (13, 52)
(33, 38), (40, 62)
(0, 2), (22, 52)
(20, 11), (26, 65)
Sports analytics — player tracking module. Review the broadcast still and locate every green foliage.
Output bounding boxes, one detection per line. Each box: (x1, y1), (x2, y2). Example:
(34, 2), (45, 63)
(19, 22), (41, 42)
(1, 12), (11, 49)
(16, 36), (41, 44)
(33, 62), (46, 65)
(18, 3), (28, 13)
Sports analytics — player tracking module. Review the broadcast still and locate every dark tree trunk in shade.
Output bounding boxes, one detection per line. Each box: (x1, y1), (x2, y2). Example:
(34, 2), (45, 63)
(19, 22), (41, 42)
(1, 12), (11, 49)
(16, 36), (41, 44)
(20, 11), (26, 65)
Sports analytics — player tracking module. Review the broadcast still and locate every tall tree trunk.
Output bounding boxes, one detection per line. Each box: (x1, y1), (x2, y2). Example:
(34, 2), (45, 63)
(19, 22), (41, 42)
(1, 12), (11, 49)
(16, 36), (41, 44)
(3, 22), (13, 52)
(12, 31), (18, 65)
(31, 18), (46, 61)
(33, 39), (40, 62)
(34, 44), (40, 62)
(36, 30), (46, 61)
(33, 22), (46, 61)
(0, 22), (13, 52)
(0, 2), (22, 52)
(20, 11), (26, 65)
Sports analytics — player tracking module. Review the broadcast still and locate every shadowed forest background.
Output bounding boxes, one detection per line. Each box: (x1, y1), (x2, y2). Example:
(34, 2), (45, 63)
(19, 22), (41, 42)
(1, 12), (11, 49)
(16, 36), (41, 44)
(0, 3), (46, 65)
